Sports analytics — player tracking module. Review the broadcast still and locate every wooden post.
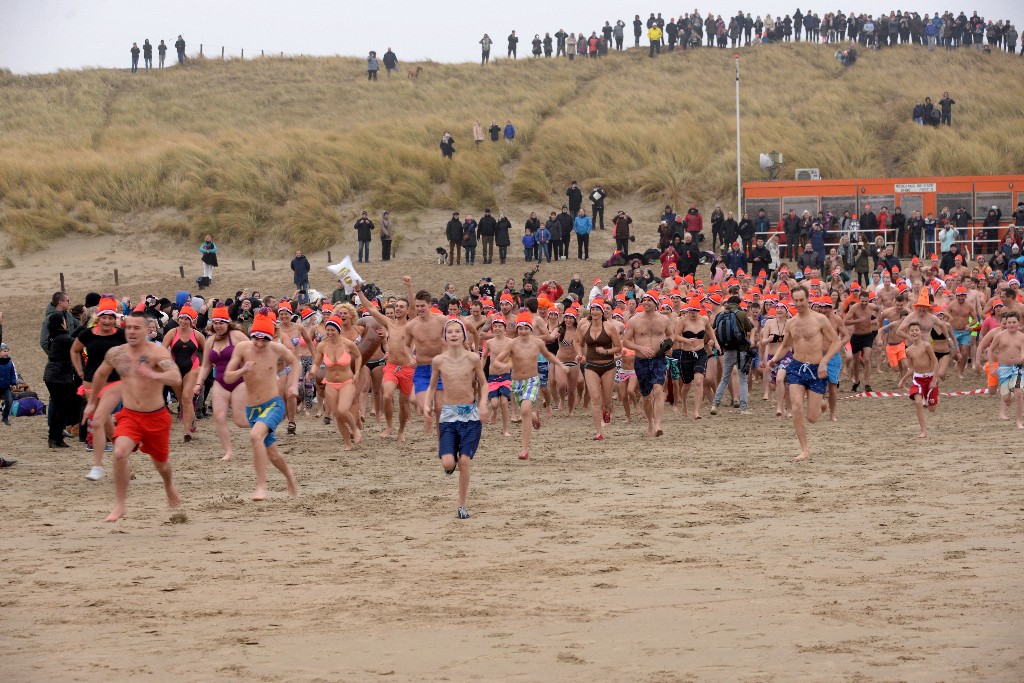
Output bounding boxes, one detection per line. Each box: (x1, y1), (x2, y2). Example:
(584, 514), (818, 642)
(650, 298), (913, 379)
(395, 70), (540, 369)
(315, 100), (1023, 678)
(179, 265), (185, 278)
(114, 269), (119, 286)
(59, 273), (65, 293)
(222, 46), (225, 60)
(251, 259), (256, 271)
(327, 251), (332, 263)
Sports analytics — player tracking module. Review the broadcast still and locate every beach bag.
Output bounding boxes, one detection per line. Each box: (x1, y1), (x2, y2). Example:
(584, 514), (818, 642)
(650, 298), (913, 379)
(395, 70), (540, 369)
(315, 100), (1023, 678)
(11, 397), (46, 416)
(715, 310), (747, 351)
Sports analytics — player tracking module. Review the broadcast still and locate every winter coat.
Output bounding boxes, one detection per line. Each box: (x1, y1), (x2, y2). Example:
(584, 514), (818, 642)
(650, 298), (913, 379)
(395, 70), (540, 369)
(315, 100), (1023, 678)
(446, 218), (463, 243)
(494, 218), (512, 247)
(612, 214), (632, 239)
(573, 215), (593, 235)
(44, 332), (75, 384)
(477, 215), (496, 237)
(354, 217), (375, 241)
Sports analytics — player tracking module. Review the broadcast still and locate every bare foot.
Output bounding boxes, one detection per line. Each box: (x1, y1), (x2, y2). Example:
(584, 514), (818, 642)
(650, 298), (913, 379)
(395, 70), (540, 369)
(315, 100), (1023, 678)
(502, 430), (511, 437)
(353, 428), (363, 445)
(396, 432), (406, 443)
(379, 427), (393, 438)
(792, 453), (810, 462)
(166, 484), (181, 508)
(104, 505), (126, 522)
(1017, 422), (1024, 430)
(918, 431), (928, 438)
(252, 488), (267, 501)
(221, 452), (233, 461)
(999, 413), (1009, 421)
(830, 414), (838, 422)
(645, 427), (654, 437)
(285, 468), (298, 496)
(776, 409), (783, 417)
(343, 442), (353, 451)
(694, 414), (701, 420)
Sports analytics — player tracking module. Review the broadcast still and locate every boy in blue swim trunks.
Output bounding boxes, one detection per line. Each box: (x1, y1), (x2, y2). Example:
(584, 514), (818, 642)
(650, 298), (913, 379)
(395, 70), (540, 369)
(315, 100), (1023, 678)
(403, 280), (448, 436)
(817, 297), (849, 422)
(426, 318), (488, 519)
(224, 311), (300, 500)
(767, 286), (842, 462)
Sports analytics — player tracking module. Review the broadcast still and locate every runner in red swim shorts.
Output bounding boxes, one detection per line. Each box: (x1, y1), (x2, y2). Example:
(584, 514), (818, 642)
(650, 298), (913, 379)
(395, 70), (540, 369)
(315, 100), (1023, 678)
(85, 312), (184, 522)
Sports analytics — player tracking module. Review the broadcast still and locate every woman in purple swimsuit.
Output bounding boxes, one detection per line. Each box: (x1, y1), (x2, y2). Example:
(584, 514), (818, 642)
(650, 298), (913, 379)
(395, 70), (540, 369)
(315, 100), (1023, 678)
(194, 306), (249, 460)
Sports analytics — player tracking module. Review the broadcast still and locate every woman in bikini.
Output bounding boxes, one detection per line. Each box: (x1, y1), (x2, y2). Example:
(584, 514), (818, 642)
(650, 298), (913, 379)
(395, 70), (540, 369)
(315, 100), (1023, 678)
(930, 307), (957, 382)
(675, 298), (718, 419)
(313, 315), (363, 450)
(194, 306), (249, 460)
(553, 308), (582, 417)
(163, 306), (205, 442)
(760, 303), (792, 417)
(333, 303), (367, 430)
(576, 298), (621, 440)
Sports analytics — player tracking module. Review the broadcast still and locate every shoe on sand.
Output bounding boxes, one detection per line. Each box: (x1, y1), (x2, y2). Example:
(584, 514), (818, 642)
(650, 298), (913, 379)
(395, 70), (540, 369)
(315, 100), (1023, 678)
(86, 466), (104, 481)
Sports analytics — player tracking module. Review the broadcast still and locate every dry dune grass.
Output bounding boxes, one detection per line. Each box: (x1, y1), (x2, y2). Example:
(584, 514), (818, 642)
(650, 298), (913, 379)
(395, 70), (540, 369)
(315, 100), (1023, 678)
(1, 44), (1022, 253)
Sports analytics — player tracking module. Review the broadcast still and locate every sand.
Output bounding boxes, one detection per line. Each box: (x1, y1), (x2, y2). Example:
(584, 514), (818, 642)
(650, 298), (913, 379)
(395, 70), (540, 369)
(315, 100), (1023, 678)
(1, 230), (1022, 681)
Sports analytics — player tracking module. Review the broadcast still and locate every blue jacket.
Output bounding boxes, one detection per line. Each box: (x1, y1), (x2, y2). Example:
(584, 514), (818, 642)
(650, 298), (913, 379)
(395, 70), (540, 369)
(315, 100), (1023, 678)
(503, 124), (515, 140)
(573, 215), (593, 235)
(724, 249), (747, 274)
(0, 358), (17, 389)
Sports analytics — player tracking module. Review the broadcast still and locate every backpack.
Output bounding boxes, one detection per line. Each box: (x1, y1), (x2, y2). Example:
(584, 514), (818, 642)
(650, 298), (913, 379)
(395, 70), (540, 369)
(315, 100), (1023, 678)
(715, 309), (748, 351)
(10, 397), (46, 417)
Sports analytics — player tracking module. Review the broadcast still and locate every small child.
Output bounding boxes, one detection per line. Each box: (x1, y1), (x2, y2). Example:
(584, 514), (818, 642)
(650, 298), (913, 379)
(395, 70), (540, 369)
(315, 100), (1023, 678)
(426, 319), (488, 519)
(904, 322), (938, 438)
(0, 342), (20, 426)
(522, 228), (536, 262)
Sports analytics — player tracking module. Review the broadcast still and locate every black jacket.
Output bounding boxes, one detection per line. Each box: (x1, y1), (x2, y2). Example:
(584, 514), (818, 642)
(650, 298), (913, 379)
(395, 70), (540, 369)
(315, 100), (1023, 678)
(44, 332), (76, 384)
(477, 215), (496, 237)
(589, 187), (606, 208)
(678, 243), (701, 275)
(721, 218), (740, 245)
(749, 245), (772, 273)
(566, 185), (583, 211)
(890, 211), (907, 233)
(446, 218), (463, 243)
(354, 217), (375, 241)
(556, 211), (574, 238)
(568, 278), (585, 299)
(494, 217), (512, 247)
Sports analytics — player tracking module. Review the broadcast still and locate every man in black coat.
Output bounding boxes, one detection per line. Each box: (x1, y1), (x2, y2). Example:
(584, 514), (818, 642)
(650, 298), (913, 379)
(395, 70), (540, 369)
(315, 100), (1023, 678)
(782, 209), (801, 260)
(174, 35), (186, 64)
(354, 210), (375, 263)
(290, 251), (311, 293)
(890, 206), (907, 256)
(678, 233), (702, 277)
(382, 48), (399, 78)
(565, 181), (583, 216)
(590, 185), (607, 230)
(557, 205), (574, 259)
(859, 204), (879, 243)
(477, 208), (497, 263)
(749, 237), (772, 276)
(633, 15), (644, 46)
(445, 212), (463, 265)
(721, 211), (740, 247)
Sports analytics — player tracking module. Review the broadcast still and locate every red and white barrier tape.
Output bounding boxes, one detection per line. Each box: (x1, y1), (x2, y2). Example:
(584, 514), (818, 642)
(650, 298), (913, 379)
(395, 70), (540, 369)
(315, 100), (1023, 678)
(843, 388), (988, 399)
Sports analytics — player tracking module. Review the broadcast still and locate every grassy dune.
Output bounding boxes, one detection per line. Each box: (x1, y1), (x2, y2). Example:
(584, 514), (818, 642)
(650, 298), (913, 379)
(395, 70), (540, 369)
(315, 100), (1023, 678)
(1, 44), (1022, 253)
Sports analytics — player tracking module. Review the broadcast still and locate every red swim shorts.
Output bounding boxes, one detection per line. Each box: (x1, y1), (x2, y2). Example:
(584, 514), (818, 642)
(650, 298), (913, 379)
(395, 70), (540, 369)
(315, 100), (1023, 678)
(908, 373), (939, 408)
(113, 407), (172, 462)
(383, 363), (414, 396)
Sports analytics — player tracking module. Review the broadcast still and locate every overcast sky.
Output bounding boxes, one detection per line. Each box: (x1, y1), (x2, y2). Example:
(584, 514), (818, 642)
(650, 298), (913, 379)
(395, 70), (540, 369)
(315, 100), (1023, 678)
(1, 0), (1020, 74)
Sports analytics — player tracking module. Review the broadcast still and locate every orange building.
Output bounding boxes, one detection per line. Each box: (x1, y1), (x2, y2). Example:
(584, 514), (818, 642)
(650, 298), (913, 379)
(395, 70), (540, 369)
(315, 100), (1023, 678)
(742, 175), (1023, 226)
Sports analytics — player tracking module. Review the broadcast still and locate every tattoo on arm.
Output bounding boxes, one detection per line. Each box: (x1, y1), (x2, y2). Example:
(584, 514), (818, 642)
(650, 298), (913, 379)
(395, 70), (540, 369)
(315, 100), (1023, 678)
(158, 358), (174, 370)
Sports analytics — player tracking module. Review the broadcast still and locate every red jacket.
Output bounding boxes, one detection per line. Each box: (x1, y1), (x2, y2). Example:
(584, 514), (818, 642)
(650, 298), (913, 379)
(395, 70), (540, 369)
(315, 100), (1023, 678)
(684, 211), (703, 233)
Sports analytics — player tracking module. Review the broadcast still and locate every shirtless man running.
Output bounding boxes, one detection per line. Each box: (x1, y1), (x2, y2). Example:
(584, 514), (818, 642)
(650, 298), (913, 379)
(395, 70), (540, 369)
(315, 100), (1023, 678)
(404, 279), (448, 434)
(425, 318), (489, 519)
(767, 286), (842, 462)
(494, 312), (559, 460)
(223, 311), (300, 500)
(844, 289), (880, 392)
(623, 291), (674, 436)
(946, 286), (979, 378)
(987, 311), (1024, 429)
(355, 283), (412, 440)
(85, 312), (182, 522)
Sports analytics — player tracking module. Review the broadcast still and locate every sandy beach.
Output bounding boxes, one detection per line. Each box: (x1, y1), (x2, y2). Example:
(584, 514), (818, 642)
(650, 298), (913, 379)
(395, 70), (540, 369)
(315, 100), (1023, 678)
(0, 232), (1022, 681)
